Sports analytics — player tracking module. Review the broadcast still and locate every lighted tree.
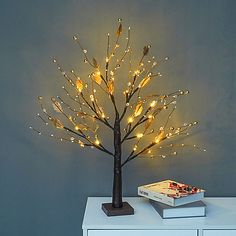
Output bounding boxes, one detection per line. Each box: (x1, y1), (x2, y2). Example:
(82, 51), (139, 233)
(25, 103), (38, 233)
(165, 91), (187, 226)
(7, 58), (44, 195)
(30, 19), (205, 216)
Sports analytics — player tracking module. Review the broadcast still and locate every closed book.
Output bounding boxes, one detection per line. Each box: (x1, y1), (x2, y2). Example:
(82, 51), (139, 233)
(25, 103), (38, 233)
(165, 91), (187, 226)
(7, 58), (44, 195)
(138, 180), (205, 207)
(150, 200), (206, 219)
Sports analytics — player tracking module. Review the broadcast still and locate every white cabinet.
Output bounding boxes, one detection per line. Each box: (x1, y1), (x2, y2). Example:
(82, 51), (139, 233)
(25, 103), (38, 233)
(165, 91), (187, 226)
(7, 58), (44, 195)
(88, 230), (197, 236)
(203, 230), (236, 236)
(82, 197), (236, 236)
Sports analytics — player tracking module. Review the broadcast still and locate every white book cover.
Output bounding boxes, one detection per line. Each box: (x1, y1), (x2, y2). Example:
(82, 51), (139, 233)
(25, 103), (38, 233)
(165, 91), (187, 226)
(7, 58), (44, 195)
(138, 180), (205, 207)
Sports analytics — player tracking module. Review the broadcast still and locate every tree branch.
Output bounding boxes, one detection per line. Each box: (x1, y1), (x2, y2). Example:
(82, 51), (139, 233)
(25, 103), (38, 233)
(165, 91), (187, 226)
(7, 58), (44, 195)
(121, 142), (157, 167)
(64, 126), (113, 156)
(110, 94), (119, 115)
(121, 116), (147, 143)
(119, 87), (139, 121)
(80, 92), (114, 130)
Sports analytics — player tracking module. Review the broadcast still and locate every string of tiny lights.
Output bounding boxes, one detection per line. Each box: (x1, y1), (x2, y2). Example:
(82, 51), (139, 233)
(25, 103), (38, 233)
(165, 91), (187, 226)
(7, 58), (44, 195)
(30, 18), (205, 165)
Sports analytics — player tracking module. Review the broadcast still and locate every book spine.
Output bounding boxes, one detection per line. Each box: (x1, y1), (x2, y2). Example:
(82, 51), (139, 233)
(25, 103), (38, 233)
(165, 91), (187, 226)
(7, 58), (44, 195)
(138, 187), (174, 206)
(150, 200), (206, 219)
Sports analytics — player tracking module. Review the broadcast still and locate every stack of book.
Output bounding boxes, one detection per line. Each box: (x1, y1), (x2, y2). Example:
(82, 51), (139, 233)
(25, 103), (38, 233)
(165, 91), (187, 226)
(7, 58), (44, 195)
(138, 180), (206, 219)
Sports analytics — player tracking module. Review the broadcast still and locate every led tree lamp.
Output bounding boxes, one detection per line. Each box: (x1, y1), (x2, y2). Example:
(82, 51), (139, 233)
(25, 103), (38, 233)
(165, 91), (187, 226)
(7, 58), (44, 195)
(30, 19), (205, 216)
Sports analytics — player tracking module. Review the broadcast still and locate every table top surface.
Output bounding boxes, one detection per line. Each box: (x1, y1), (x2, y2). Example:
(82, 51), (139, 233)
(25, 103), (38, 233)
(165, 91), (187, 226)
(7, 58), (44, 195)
(82, 197), (236, 230)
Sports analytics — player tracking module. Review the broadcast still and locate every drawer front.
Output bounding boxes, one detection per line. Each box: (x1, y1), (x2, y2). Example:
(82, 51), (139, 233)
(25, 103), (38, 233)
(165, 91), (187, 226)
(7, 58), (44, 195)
(88, 229), (197, 236)
(203, 230), (236, 236)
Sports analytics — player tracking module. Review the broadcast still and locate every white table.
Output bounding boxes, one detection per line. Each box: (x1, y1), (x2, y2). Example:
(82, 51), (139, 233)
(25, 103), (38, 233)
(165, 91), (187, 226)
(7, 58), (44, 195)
(82, 197), (236, 236)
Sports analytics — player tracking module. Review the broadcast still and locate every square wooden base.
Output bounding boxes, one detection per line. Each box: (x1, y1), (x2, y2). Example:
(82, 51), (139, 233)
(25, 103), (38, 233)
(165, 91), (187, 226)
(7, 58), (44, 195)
(102, 202), (134, 216)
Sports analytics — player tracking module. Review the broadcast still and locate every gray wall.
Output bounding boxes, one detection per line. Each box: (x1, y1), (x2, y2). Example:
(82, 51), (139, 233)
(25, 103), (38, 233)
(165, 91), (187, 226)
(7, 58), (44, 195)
(0, 0), (235, 235)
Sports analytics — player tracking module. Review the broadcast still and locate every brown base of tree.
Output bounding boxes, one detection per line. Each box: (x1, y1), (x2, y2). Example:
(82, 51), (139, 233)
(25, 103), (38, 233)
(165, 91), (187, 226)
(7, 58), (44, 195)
(101, 202), (134, 216)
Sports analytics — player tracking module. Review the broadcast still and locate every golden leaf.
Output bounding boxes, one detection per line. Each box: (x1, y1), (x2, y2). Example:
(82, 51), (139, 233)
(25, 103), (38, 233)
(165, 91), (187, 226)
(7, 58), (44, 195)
(92, 71), (102, 85)
(76, 78), (83, 92)
(116, 23), (122, 36)
(134, 102), (143, 117)
(51, 98), (63, 113)
(92, 58), (99, 68)
(107, 79), (114, 94)
(155, 130), (166, 143)
(159, 95), (167, 100)
(75, 123), (88, 131)
(145, 116), (154, 130)
(51, 117), (64, 129)
(138, 76), (151, 88)
(94, 125), (99, 133)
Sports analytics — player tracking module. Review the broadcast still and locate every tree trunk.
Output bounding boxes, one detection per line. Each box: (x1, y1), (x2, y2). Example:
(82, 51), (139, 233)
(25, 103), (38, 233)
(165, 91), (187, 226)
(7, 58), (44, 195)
(112, 117), (123, 208)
